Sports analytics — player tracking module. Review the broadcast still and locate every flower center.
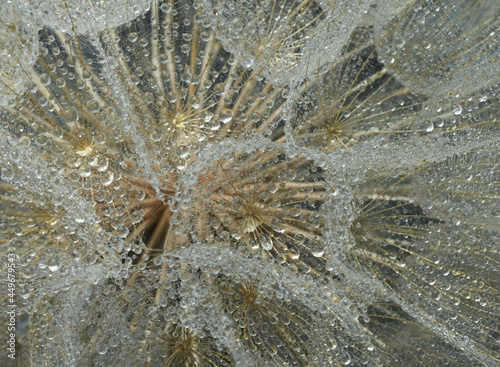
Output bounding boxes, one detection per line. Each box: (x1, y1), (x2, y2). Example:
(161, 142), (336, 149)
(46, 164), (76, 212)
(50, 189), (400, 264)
(75, 145), (93, 157)
(164, 111), (190, 130)
(240, 211), (263, 234)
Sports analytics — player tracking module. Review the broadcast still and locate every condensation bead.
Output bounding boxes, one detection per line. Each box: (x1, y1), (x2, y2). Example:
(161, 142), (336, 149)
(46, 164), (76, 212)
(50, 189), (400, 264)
(270, 217), (286, 233)
(135, 189), (146, 201)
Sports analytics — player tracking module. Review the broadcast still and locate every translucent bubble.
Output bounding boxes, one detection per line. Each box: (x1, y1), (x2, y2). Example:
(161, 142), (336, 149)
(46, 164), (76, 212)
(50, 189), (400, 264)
(27, 81), (37, 93)
(40, 74), (51, 86)
(10, 69), (22, 84)
(96, 156), (109, 171)
(97, 343), (108, 355)
(101, 171), (114, 186)
(240, 55), (254, 68)
(288, 247), (300, 260)
(249, 239), (260, 250)
(259, 234), (273, 251)
(262, 46), (276, 61)
(160, 2), (172, 13)
(267, 182), (278, 193)
(176, 145), (189, 158)
(292, 234), (304, 245)
(135, 189), (146, 201)
(87, 99), (100, 113)
(310, 243), (324, 258)
(62, 107), (79, 124)
(189, 95), (201, 108)
(47, 261), (61, 272)
(231, 17), (243, 32)
(270, 217), (287, 233)
(1, 167), (14, 181)
(150, 127), (163, 142)
(35, 134), (49, 146)
(128, 32), (138, 43)
(203, 111), (214, 122)
(55, 77), (65, 88)
(94, 190), (105, 202)
(219, 108), (233, 124)
(177, 158), (187, 170)
(337, 351), (351, 365)
(207, 120), (220, 131)
(116, 225), (129, 238)
(452, 104), (463, 115)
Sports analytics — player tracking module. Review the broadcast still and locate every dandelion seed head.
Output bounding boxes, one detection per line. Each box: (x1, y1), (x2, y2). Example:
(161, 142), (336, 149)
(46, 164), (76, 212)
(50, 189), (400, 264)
(0, 0), (499, 366)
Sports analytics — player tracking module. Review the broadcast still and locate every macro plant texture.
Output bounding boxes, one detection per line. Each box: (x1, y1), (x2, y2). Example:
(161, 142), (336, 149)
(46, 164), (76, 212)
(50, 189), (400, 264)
(0, 0), (499, 366)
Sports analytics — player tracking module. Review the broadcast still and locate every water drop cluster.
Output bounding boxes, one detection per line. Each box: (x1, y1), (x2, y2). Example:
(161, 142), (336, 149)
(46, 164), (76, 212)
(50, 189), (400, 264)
(0, 1), (498, 366)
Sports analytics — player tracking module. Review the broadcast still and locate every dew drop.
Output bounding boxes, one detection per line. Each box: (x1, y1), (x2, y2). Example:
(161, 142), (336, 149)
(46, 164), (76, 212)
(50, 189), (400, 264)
(249, 239), (260, 250)
(101, 171), (114, 186)
(97, 344), (108, 355)
(40, 74), (51, 86)
(340, 351), (351, 365)
(294, 233), (305, 243)
(262, 46), (276, 61)
(116, 225), (129, 238)
(135, 189), (146, 201)
(310, 243), (324, 257)
(267, 182), (278, 193)
(1, 167), (15, 181)
(270, 217), (287, 233)
(150, 127), (163, 142)
(128, 32), (138, 43)
(62, 107), (79, 124)
(241, 55), (254, 68)
(87, 99), (100, 113)
(259, 234), (273, 251)
(176, 145), (189, 158)
(160, 2), (172, 13)
(219, 109), (233, 124)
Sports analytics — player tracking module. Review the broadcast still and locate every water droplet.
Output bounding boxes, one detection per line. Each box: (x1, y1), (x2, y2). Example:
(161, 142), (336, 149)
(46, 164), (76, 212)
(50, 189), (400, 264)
(160, 2), (172, 13)
(240, 55), (254, 68)
(270, 217), (287, 233)
(176, 145), (189, 158)
(219, 109), (233, 124)
(176, 158), (187, 170)
(116, 225), (129, 238)
(135, 189), (146, 201)
(150, 127), (163, 142)
(128, 32), (138, 43)
(231, 17), (243, 32)
(267, 182), (278, 193)
(62, 107), (79, 124)
(96, 156), (109, 171)
(189, 95), (201, 108)
(55, 77), (65, 88)
(87, 99), (100, 113)
(101, 171), (114, 186)
(97, 343), (108, 355)
(259, 234), (273, 251)
(262, 46), (276, 61)
(249, 239), (260, 250)
(35, 134), (49, 146)
(40, 74), (51, 86)
(1, 167), (14, 181)
(310, 243), (324, 257)
(340, 351), (351, 365)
